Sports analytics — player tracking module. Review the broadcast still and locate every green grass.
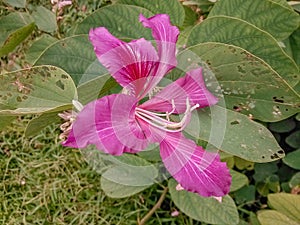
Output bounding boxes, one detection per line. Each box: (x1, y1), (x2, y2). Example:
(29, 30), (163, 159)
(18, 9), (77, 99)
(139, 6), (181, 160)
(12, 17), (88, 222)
(0, 119), (197, 224)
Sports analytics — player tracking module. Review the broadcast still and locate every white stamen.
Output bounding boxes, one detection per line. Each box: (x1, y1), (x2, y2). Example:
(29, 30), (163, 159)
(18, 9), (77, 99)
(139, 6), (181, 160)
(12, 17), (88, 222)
(135, 98), (199, 133)
(72, 100), (84, 112)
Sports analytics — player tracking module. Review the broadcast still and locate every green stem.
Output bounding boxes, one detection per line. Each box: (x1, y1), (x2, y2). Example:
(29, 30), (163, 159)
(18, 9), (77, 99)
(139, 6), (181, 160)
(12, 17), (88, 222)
(138, 187), (168, 225)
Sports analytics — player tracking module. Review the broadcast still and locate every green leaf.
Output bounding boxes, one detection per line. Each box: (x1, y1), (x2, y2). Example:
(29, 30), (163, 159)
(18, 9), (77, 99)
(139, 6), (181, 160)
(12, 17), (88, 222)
(34, 35), (107, 86)
(270, 0), (293, 10)
(258, 210), (299, 225)
(268, 193), (300, 222)
(283, 149), (300, 170)
(3, 0), (26, 8)
(220, 152), (235, 169)
(168, 179), (239, 224)
(77, 74), (117, 105)
(32, 6), (57, 33)
(101, 177), (150, 198)
(209, 0), (300, 41)
(0, 12), (33, 46)
(100, 154), (158, 198)
(24, 105), (70, 137)
(290, 28), (300, 66)
(289, 172), (300, 189)
(0, 115), (16, 130)
(233, 185), (256, 205)
(186, 105), (284, 162)
(101, 162), (157, 187)
(73, 4), (153, 40)
(178, 43), (300, 122)
(187, 16), (299, 87)
(0, 66), (77, 115)
(253, 162), (278, 183)
(234, 157), (254, 170)
(269, 118), (296, 133)
(25, 34), (58, 64)
(230, 170), (248, 192)
(0, 23), (35, 57)
(286, 131), (300, 149)
(117, 0), (185, 27)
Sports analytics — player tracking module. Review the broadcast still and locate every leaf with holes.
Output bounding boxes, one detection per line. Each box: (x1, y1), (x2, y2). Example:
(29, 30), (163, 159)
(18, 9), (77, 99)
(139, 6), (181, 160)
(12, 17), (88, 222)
(185, 105), (284, 162)
(177, 43), (300, 122)
(34, 35), (107, 86)
(0, 66), (76, 115)
(168, 179), (239, 224)
(187, 16), (299, 87)
(209, 0), (300, 41)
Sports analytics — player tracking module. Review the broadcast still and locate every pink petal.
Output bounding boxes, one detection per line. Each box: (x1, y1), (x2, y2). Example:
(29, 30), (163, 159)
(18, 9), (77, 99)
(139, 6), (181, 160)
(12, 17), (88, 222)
(63, 94), (149, 155)
(89, 28), (160, 99)
(160, 133), (231, 197)
(140, 68), (218, 114)
(140, 14), (179, 76)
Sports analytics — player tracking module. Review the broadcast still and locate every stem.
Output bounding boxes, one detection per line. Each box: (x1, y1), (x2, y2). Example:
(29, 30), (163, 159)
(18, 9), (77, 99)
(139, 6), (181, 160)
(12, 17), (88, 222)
(137, 187), (168, 225)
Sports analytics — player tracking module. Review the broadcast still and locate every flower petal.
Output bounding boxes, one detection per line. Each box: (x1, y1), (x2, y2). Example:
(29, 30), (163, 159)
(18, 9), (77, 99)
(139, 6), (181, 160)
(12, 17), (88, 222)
(160, 132), (231, 197)
(63, 94), (149, 155)
(140, 14), (179, 76)
(140, 68), (218, 114)
(89, 28), (160, 98)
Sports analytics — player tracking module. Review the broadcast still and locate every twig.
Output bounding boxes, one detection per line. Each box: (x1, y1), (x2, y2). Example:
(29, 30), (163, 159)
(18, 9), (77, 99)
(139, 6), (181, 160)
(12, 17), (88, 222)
(138, 187), (169, 225)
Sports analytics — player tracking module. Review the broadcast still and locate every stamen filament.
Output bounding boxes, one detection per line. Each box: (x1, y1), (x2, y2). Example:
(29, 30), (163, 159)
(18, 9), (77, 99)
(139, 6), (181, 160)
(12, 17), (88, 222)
(135, 98), (199, 133)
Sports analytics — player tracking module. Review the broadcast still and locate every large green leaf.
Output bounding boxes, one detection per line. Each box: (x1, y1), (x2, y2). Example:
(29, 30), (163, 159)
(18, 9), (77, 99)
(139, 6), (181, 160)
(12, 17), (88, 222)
(257, 210), (299, 225)
(187, 16), (299, 87)
(0, 12), (33, 46)
(268, 193), (300, 222)
(73, 4), (153, 40)
(289, 28), (300, 66)
(34, 35), (107, 86)
(25, 34), (58, 64)
(168, 179), (239, 224)
(0, 66), (76, 115)
(209, 0), (300, 40)
(258, 193), (300, 225)
(230, 170), (248, 192)
(283, 149), (300, 170)
(101, 154), (158, 187)
(101, 177), (150, 198)
(177, 43), (300, 122)
(185, 105), (284, 162)
(77, 74), (117, 105)
(32, 6), (57, 33)
(88, 151), (157, 198)
(24, 105), (71, 137)
(0, 22), (35, 57)
(117, 0), (185, 27)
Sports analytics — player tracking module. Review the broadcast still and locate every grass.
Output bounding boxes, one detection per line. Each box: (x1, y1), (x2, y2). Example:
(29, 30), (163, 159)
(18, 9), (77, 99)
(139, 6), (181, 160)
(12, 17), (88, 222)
(0, 118), (199, 224)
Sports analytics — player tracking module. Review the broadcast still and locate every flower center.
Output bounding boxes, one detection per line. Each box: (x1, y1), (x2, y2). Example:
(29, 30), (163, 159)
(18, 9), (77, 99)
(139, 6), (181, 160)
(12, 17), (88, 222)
(135, 98), (199, 133)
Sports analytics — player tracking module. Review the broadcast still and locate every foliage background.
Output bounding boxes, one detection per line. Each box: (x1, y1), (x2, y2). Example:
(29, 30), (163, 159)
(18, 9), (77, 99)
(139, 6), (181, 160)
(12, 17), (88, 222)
(0, 0), (300, 224)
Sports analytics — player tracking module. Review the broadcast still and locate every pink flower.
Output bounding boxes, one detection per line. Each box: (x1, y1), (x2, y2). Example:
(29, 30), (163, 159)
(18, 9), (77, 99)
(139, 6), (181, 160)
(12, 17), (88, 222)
(63, 14), (231, 197)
